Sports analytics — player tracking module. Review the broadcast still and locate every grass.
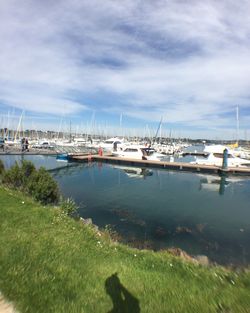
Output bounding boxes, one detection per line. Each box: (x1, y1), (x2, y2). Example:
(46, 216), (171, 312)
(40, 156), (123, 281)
(0, 186), (250, 313)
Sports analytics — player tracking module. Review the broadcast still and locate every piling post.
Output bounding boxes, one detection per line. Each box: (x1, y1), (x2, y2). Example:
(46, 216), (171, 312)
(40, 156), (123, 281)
(222, 148), (228, 170)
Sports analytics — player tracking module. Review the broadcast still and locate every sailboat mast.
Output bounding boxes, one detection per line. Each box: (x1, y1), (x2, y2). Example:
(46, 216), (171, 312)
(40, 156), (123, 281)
(69, 120), (72, 142)
(119, 113), (123, 137)
(152, 117), (163, 145)
(236, 105), (239, 145)
(15, 111), (24, 141)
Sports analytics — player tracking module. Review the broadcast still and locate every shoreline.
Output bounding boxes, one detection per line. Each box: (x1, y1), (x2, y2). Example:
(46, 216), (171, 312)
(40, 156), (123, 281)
(1, 187), (250, 313)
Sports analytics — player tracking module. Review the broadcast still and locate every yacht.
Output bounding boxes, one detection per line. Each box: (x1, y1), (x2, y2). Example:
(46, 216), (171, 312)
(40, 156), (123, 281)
(99, 137), (126, 152)
(191, 145), (250, 167)
(112, 145), (166, 161)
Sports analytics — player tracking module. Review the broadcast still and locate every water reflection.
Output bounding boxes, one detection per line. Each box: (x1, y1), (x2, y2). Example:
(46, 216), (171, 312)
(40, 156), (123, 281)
(198, 174), (245, 195)
(51, 163), (88, 177)
(112, 165), (153, 179)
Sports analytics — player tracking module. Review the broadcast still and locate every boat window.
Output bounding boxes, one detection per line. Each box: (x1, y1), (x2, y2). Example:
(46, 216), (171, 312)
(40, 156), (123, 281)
(142, 148), (155, 156)
(213, 153), (234, 158)
(105, 141), (114, 144)
(213, 153), (223, 158)
(124, 148), (138, 152)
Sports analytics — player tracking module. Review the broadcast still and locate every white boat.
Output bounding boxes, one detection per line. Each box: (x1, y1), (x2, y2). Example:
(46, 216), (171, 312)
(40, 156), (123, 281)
(191, 144), (250, 167)
(112, 145), (166, 161)
(32, 140), (55, 149)
(4, 138), (21, 146)
(99, 137), (126, 152)
(73, 137), (88, 146)
(55, 140), (76, 147)
(233, 147), (250, 160)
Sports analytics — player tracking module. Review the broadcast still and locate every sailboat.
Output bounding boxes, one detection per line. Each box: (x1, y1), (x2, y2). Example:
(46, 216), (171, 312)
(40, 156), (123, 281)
(231, 106), (250, 159)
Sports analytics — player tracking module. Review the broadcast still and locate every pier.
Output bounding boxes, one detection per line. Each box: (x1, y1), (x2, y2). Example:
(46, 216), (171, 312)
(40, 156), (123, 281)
(69, 154), (250, 176)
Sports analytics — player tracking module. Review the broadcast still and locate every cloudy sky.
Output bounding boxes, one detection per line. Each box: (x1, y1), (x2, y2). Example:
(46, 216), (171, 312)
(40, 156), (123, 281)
(1, 0), (250, 139)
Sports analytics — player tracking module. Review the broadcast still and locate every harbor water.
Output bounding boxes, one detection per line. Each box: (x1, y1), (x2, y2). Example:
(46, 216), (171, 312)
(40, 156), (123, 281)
(1, 155), (250, 266)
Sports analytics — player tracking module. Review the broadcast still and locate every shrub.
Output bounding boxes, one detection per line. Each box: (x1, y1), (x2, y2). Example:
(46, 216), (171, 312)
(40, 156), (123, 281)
(3, 161), (60, 205)
(2, 162), (23, 188)
(27, 167), (60, 204)
(21, 160), (36, 183)
(60, 197), (78, 215)
(2, 161), (35, 189)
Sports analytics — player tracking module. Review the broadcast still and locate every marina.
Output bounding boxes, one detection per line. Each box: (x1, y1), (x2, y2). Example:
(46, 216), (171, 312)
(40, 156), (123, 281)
(2, 1), (250, 311)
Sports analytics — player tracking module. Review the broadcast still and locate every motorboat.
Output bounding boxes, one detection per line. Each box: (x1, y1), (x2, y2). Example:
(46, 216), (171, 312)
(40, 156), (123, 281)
(56, 153), (68, 162)
(191, 144), (250, 167)
(99, 137), (126, 152)
(112, 145), (167, 161)
(233, 147), (250, 160)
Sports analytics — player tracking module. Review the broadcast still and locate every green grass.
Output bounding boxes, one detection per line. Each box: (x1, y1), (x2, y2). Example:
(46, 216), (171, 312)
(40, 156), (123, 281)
(0, 187), (250, 313)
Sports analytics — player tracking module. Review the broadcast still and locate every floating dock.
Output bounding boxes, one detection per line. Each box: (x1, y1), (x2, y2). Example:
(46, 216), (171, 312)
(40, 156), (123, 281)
(68, 154), (250, 176)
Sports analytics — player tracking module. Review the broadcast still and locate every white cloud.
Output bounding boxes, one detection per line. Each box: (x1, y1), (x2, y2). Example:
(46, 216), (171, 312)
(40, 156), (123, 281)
(0, 0), (250, 138)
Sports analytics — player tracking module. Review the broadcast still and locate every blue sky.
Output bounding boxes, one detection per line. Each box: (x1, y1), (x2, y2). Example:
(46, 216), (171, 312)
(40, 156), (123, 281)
(1, 0), (250, 139)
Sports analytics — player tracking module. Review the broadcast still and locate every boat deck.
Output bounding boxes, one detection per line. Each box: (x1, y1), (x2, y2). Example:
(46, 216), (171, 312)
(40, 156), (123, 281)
(69, 154), (250, 176)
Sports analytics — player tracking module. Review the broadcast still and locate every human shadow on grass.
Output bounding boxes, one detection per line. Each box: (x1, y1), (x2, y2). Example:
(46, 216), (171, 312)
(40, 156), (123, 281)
(105, 273), (140, 313)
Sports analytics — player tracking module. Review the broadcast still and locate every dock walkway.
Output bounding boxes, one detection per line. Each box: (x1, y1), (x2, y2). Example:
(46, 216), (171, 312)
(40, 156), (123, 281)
(69, 154), (250, 176)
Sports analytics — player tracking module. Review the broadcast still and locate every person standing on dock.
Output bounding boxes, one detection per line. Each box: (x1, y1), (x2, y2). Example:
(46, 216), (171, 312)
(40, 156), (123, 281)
(25, 138), (29, 152)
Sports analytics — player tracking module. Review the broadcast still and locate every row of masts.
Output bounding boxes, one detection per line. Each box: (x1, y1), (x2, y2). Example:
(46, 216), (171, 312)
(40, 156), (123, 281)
(0, 106), (247, 144)
(0, 111), (180, 143)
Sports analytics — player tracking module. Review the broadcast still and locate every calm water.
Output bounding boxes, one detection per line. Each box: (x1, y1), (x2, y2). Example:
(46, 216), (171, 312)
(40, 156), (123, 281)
(0, 154), (71, 170)
(1, 155), (250, 266)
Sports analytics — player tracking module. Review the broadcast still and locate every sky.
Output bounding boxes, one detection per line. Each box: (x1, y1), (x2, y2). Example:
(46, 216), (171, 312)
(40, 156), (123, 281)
(1, 0), (250, 139)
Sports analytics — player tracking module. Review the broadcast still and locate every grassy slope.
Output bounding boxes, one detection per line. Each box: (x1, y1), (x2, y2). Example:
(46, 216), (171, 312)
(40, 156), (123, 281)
(0, 187), (250, 313)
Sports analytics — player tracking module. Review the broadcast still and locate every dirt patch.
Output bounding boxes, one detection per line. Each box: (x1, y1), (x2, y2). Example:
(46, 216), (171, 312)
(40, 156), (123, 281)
(0, 295), (17, 313)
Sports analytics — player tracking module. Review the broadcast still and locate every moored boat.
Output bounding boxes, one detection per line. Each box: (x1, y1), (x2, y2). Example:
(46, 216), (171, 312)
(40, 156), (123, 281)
(112, 145), (166, 161)
(191, 144), (250, 167)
